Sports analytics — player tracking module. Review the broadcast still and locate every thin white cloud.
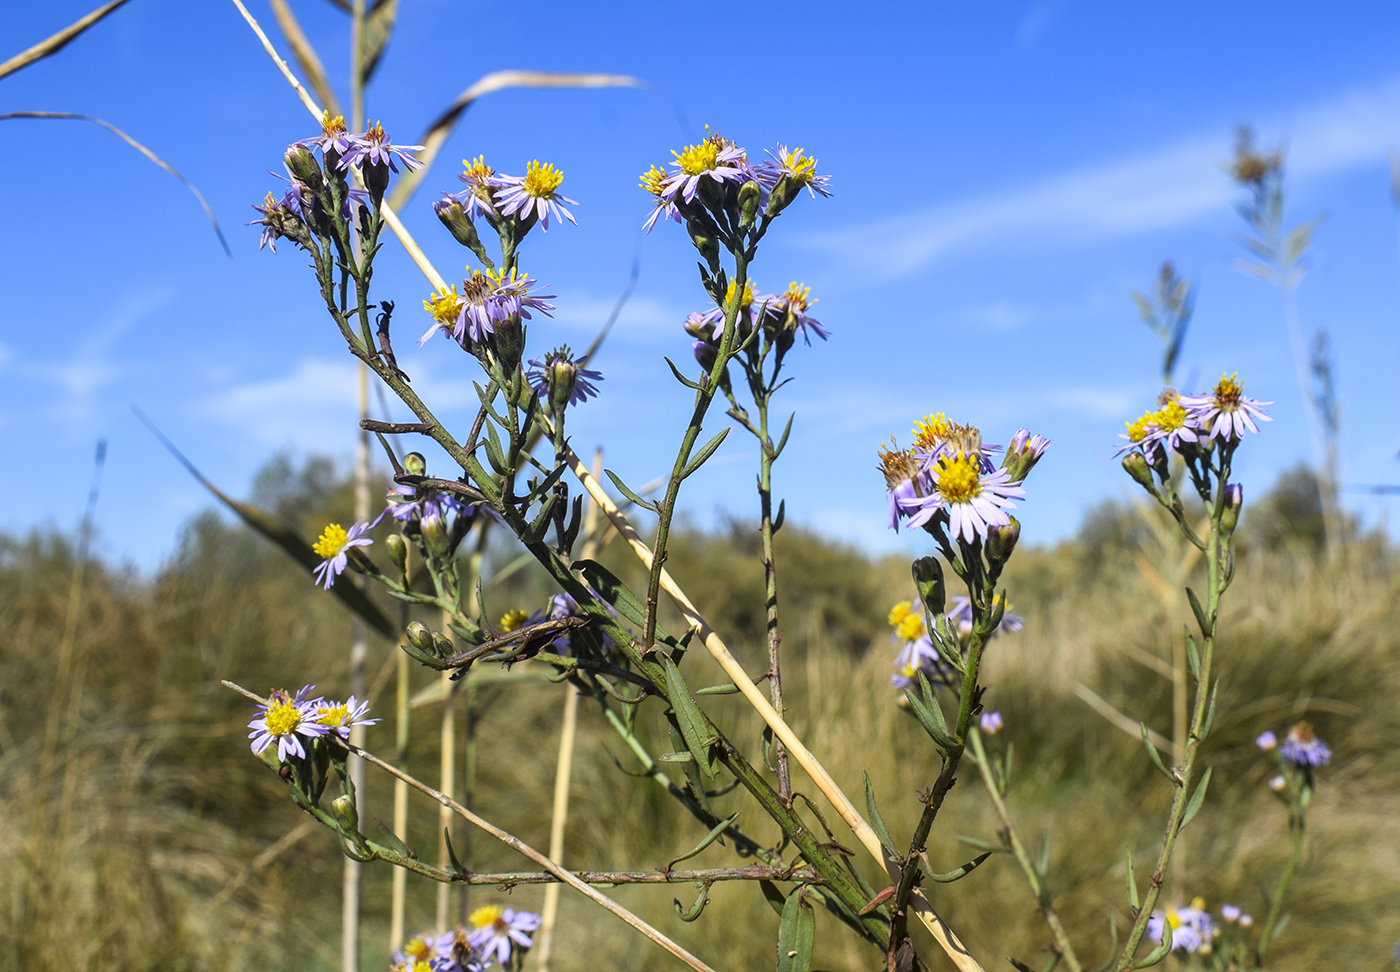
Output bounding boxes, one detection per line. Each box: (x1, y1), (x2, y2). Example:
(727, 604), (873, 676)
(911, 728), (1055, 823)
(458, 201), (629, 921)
(802, 77), (1400, 282)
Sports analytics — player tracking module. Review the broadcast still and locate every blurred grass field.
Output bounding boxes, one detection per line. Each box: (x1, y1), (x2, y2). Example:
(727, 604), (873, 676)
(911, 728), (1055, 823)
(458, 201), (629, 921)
(1, 457), (1396, 971)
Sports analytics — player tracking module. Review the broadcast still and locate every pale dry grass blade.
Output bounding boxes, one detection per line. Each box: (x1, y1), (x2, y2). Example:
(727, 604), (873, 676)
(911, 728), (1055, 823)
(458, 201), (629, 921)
(0, 112), (230, 256)
(358, 0), (398, 87)
(267, 0), (341, 116)
(1073, 682), (1172, 753)
(386, 70), (642, 209)
(0, 0), (134, 81)
(228, 0), (323, 119)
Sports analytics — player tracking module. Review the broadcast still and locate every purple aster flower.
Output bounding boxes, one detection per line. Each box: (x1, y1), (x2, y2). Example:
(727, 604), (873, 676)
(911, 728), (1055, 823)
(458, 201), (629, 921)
(980, 711), (1004, 735)
(760, 144), (833, 199)
(1220, 904), (1241, 923)
(466, 906), (540, 967)
(432, 927), (486, 972)
(1281, 722), (1331, 768)
(247, 685), (327, 761)
(312, 695), (380, 740)
(420, 269), (555, 345)
(1268, 774), (1287, 792)
(639, 164), (683, 232)
(491, 160), (577, 230)
(878, 442), (938, 532)
(385, 482), (468, 524)
(1003, 427), (1051, 482)
(248, 190), (302, 252)
(452, 155), (499, 220)
(391, 932), (439, 969)
(661, 131), (751, 204)
(527, 345), (603, 407)
(945, 596), (1022, 638)
(927, 451), (1026, 544)
(1138, 397), (1201, 459)
(762, 282), (829, 344)
(339, 121), (424, 173)
(1179, 373), (1273, 441)
(294, 110), (357, 158)
(311, 520), (373, 590)
(1256, 730), (1278, 751)
(1147, 900), (1213, 954)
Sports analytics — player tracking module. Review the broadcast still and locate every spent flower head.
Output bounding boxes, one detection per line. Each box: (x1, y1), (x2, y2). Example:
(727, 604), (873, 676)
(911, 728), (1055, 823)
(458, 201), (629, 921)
(1281, 721), (1331, 768)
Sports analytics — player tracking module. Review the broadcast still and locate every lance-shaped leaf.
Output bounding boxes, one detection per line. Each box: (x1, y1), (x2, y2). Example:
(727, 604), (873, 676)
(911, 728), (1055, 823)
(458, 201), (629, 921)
(681, 427), (730, 480)
(267, 0), (339, 115)
(0, 0), (133, 81)
(662, 654), (718, 779)
(1178, 766), (1212, 833)
(862, 772), (897, 856)
(672, 882), (711, 922)
(776, 887), (815, 972)
(605, 468), (659, 512)
(133, 405), (395, 639)
(927, 852), (992, 883)
(1130, 917), (1172, 968)
(1141, 722), (1174, 781)
(386, 70), (642, 209)
(358, 0), (398, 86)
(664, 812), (738, 871)
(1125, 850), (1139, 911)
(1, 113), (229, 255)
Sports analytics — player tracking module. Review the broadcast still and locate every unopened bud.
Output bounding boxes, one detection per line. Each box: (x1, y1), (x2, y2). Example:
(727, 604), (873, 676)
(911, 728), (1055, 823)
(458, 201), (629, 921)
(403, 452), (427, 476)
(692, 339), (718, 372)
(912, 556), (946, 617)
(385, 533), (407, 572)
(491, 317), (525, 374)
(405, 620), (433, 652)
(431, 630), (455, 658)
(363, 159), (391, 205)
(434, 197), (486, 251)
(686, 217), (720, 270)
(737, 179), (761, 229)
(332, 793), (359, 833)
(1121, 452), (1157, 493)
(284, 145), (322, 187)
(1221, 483), (1243, 534)
(987, 517), (1020, 565)
(1002, 429), (1051, 484)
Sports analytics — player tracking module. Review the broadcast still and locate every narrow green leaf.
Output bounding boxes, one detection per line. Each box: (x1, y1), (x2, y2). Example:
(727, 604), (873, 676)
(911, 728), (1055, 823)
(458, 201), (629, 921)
(444, 828), (466, 876)
(666, 721), (713, 817)
(375, 821), (417, 859)
(1131, 918), (1172, 968)
(772, 498), (786, 533)
(695, 683), (740, 696)
(572, 559), (649, 629)
(759, 880), (787, 918)
(1036, 835), (1051, 877)
(862, 772), (897, 855)
(663, 356), (702, 390)
(1140, 723), (1173, 781)
(1185, 629), (1200, 680)
(662, 655), (718, 779)
(521, 491), (558, 544)
(1037, 955), (1063, 972)
(1201, 679), (1219, 738)
(134, 406), (395, 639)
(772, 412), (795, 460)
(1185, 586), (1210, 636)
(484, 423), (507, 474)
(666, 813), (739, 870)
(928, 852), (992, 883)
(681, 427), (731, 480)
(1270, 912), (1291, 942)
(672, 882), (710, 922)
(776, 887), (815, 972)
(954, 834), (1004, 853)
(1008, 959), (1036, 972)
(1178, 766), (1212, 833)
(604, 468), (658, 511)
(1125, 850), (1139, 910)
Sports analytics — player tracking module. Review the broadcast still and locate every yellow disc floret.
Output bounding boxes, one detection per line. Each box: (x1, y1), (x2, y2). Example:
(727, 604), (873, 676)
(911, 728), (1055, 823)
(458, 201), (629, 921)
(470, 904), (506, 931)
(673, 139), (721, 175)
(912, 413), (952, 451)
(887, 600), (913, 627)
(1154, 399), (1189, 431)
(778, 146), (819, 184)
(317, 702), (349, 728)
(320, 110), (347, 137)
(499, 609), (530, 633)
(724, 278), (755, 309)
(782, 282), (814, 311)
(1125, 409), (1156, 442)
(1214, 372), (1243, 406)
(639, 164), (668, 197)
(935, 454), (983, 503)
(461, 155), (494, 182)
(424, 286), (463, 326)
(896, 613), (926, 642)
(263, 696), (304, 736)
(521, 160), (565, 199)
(313, 523), (351, 559)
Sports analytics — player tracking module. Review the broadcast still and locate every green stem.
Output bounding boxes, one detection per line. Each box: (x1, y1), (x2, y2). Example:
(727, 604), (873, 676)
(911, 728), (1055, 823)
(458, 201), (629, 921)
(755, 390), (790, 802)
(967, 728), (1083, 972)
(1253, 817), (1305, 966)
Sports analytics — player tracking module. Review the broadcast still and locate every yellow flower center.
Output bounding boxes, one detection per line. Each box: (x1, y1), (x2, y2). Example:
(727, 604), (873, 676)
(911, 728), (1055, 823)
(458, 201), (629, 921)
(936, 454), (982, 503)
(521, 160), (564, 198)
(896, 614), (926, 641)
(263, 697), (303, 736)
(724, 278), (755, 309)
(499, 609), (530, 633)
(313, 523), (350, 559)
(364, 121), (387, 145)
(782, 282), (813, 312)
(901, 661), (920, 678)
(877, 442), (923, 491)
(1125, 410), (1155, 441)
(1154, 400), (1188, 432)
(1214, 372), (1243, 407)
(1165, 907), (1182, 929)
(1189, 896), (1207, 911)
(639, 164), (668, 197)
(460, 155), (494, 182)
(317, 702), (349, 727)
(321, 111), (347, 137)
(470, 904), (506, 931)
(912, 413), (952, 451)
(673, 140), (720, 176)
(779, 147), (818, 183)
(887, 601), (912, 626)
(424, 286), (463, 326)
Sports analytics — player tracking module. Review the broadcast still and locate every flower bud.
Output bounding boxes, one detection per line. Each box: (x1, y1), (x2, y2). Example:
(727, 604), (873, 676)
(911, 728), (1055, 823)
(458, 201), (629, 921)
(332, 793), (359, 833)
(385, 533), (408, 572)
(911, 556), (946, 617)
(363, 159), (391, 206)
(1121, 452), (1158, 494)
(431, 630), (455, 658)
(420, 512), (450, 557)
(403, 452), (427, 476)
(491, 317), (525, 374)
(1221, 483), (1243, 534)
(764, 174), (803, 217)
(986, 517), (1020, 566)
(737, 179), (761, 229)
(434, 197), (486, 250)
(405, 620), (434, 651)
(544, 356), (579, 414)
(692, 339), (718, 372)
(1002, 429), (1051, 484)
(284, 145), (323, 188)
(686, 217), (720, 270)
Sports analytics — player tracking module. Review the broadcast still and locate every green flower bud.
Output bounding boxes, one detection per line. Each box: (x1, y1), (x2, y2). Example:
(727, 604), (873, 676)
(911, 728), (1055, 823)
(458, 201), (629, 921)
(332, 793), (359, 833)
(434, 196), (486, 251)
(1221, 483), (1243, 534)
(284, 145), (323, 189)
(686, 217), (720, 270)
(738, 179), (761, 229)
(1122, 452), (1158, 494)
(405, 620), (433, 652)
(363, 159), (391, 206)
(912, 556), (946, 617)
(385, 533), (408, 572)
(431, 630), (455, 658)
(403, 452), (427, 476)
(987, 517), (1020, 566)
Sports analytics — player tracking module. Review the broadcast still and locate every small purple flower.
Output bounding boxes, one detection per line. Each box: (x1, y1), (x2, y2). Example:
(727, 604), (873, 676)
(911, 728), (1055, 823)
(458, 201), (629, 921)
(420, 269), (555, 345)
(760, 144), (833, 199)
(661, 131), (750, 204)
(1220, 904), (1241, 923)
(878, 442), (938, 532)
(391, 931), (438, 969)
(1003, 427), (1051, 482)
(248, 190), (301, 252)
(452, 155), (499, 220)
(945, 596), (1022, 637)
(491, 160), (577, 230)
(980, 711), (1004, 735)
(639, 164), (683, 232)
(248, 685), (327, 761)
(1179, 373), (1273, 441)
(466, 906), (540, 966)
(1256, 730), (1278, 751)
(929, 454), (1025, 544)
(432, 927), (486, 972)
(312, 695), (380, 740)
(385, 483), (469, 524)
(762, 282), (830, 344)
(312, 521), (374, 590)
(527, 346), (603, 407)
(1281, 722), (1331, 768)
(1147, 900), (1213, 954)
(294, 110), (357, 158)
(338, 121), (424, 173)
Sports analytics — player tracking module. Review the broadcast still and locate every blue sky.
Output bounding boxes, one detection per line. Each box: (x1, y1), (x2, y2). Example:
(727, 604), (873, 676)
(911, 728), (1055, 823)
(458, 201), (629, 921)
(5, 1), (1400, 569)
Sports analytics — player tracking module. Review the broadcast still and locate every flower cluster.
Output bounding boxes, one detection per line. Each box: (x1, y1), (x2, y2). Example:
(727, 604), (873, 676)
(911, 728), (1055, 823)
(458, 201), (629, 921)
(438, 156), (578, 232)
(879, 416), (1048, 540)
(247, 685), (378, 762)
(885, 595), (1023, 690)
(391, 906), (541, 972)
(419, 268), (556, 347)
(1146, 898), (1215, 954)
(1117, 374), (1272, 459)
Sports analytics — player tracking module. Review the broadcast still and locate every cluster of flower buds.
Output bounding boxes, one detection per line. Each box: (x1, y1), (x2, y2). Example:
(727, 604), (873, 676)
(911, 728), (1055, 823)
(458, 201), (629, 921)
(391, 906), (541, 972)
(879, 414), (1049, 545)
(249, 111), (422, 251)
(1117, 374), (1270, 516)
